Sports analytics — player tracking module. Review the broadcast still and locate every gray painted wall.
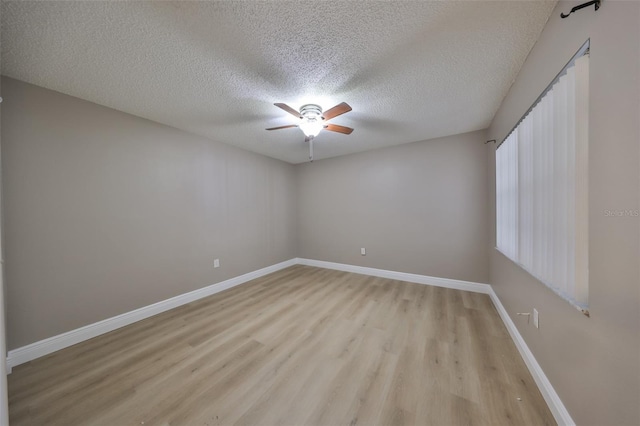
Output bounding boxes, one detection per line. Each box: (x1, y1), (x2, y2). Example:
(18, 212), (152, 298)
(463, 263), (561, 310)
(1, 78), (297, 349)
(0, 14), (9, 422)
(296, 130), (489, 283)
(4, 78), (491, 351)
(487, 1), (639, 425)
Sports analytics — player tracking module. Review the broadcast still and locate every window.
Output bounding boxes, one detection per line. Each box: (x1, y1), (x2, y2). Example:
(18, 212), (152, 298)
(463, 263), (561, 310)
(496, 42), (589, 314)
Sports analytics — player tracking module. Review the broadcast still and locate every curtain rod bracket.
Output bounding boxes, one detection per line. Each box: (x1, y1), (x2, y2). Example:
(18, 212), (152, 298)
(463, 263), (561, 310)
(485, 139), (496, 144)
(561, 0), (600, 18)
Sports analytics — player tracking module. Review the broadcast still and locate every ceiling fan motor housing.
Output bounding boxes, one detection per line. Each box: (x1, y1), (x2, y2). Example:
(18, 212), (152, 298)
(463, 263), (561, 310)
(300, 104), (323, 119)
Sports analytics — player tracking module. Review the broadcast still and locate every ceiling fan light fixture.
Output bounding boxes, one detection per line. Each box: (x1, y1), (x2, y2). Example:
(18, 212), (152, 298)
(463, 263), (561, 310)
(299, 119), (324, 137)
(267, 102), (353, 155)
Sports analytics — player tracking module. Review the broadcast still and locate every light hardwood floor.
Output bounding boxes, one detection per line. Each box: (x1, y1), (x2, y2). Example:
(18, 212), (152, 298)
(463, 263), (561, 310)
(9, 265), (555, 425)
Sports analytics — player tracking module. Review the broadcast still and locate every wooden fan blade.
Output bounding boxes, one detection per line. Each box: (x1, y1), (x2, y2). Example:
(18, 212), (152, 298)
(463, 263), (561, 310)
(266, 124), (299, 131)
(274, 103), (303, 119)
(324, 123), (354, 135)
(322, 102), (352, 121)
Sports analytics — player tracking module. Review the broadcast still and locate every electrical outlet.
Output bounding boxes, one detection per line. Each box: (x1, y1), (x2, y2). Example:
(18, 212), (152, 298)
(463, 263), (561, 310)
(533, 308), (539, 328)
(214, 258), (220, 268)
(361, 247), (366, 256)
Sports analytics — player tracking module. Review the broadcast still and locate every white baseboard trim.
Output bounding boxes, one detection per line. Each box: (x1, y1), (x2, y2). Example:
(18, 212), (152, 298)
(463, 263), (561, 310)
(6, 258), (297, 371)
(488, 288), (575, 426)
(296, 258), (492, 294)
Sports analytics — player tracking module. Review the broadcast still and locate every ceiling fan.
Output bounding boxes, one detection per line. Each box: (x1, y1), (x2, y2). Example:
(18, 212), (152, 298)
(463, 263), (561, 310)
(266, 102), (353, 162)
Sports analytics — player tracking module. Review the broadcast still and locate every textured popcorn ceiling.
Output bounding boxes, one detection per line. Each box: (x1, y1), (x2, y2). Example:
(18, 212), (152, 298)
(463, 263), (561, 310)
(1, 1), (556, 163)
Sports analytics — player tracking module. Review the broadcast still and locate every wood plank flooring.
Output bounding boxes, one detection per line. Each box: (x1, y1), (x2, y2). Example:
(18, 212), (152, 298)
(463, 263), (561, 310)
(8, 265), (555, 425)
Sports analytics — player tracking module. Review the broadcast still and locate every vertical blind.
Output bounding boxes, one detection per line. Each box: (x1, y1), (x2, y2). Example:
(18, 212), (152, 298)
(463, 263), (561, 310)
(496, 52), (589, 312)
